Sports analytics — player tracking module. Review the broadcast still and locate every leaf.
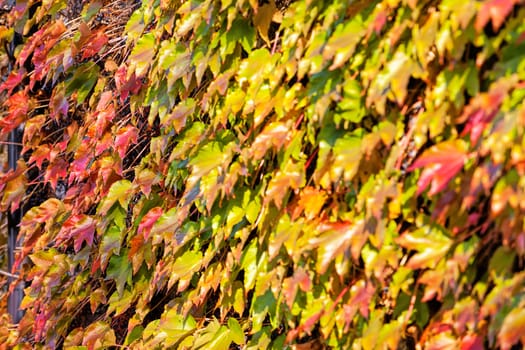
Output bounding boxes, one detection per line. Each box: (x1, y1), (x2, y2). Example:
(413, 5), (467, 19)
(168, 250), (203, 285)
(248, 121), (290, 161)
(228, 318), (245, 345)
(160, 99), (196, 133)
(115, 65), (143, 102)
(265, 159), (305, 208)
(97, 180), (133, 215)
(114, 125), (138, 159)
(253, 1), (277, 46)
(309, 219), (366, 274)
(396, 226), (452, 269)
(0, 68), (25, 95)
(0, 160), (27, 212)
(475, 0), (517, 32)
(100, 224), (123, 270)
(106, 249), (132, 296)
(78, 25), (108, 60)
(323, 19), (364, 70)
(82, 321), (116, 350)
(129, 33), (156, 77)
(59, 214), (96, 252)
(65, 62), (100, 105)
(408, 140), (469, 195)
(498, 308), (525, 350)
(1, 90), (32, 134)
(138, 207), (163, 240)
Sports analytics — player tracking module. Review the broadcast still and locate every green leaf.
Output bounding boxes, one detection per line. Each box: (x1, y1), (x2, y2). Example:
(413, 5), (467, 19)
(97, 180), (133, 215)
(65, 62), (100, 105)
(106, 249), (132, 296)
(129, 33), (156, 76)
(228, 318), (245, 345)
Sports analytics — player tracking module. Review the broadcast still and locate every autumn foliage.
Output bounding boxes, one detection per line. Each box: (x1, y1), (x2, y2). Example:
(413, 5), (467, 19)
(1, 0), (525, 348)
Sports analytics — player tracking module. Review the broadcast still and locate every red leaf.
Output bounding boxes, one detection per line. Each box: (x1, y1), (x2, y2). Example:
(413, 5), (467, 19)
(138, 207), (163, 240)
(475, 0), (516, 32)
(89, 91), (115, 138)
(1, 90), (32, 134)
(44, 158), (68, 190)
(461, 82), (507, 143)
(69, 140), (93, 184)
(80, 27), (108, 60)
(115, 66), (142, 102)
(0, 69), (25, 94)
(114, 125), (138, 159)
(460, 334), (484, 350)
(408, 140), (468, 196)
(59, 214), (96, 252)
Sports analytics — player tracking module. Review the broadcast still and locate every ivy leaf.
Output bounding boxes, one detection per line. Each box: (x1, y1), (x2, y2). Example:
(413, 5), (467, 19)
(114, 125), (138, 159)
(129, 33), (156, 77)
(0, 160), (27, 212)
(396, 226), (452, 269)
(265, 159), (305, 208)
(498, 308), (525, 350)
(100, 225), (123, 270)
(228, 318), (245, 345)
(97, 180), (133, 215)
(59, 214), (96, 252)
(82, 321), (116, 350)
(106, 248), (132, 296)
(1, 90), (32, 134)
(0, 68), (25, 95)
(408, 140), (469, 196)
(253, 2), (276, 46)
(138, 207), (163, 240)
(80, 28), (108, 60)
(475, 0), (516, 32)
(65, 62), (100, 105)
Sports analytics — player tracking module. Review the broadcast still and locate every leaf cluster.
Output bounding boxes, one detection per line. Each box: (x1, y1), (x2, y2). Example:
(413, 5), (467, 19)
(1, 0), (525, 349)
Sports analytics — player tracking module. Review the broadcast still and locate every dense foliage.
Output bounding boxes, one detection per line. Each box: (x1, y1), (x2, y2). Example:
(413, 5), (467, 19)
(1, 0), (525, 348)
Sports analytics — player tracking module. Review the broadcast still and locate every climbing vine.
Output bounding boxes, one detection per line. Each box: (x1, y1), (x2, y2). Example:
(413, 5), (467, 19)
(1, 0), (525, 349)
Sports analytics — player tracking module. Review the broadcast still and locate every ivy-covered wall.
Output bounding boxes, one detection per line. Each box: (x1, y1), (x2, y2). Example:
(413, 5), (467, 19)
(1, 0), (525, 349)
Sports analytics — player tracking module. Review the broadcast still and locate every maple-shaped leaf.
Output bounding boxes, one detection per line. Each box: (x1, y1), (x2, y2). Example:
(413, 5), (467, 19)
(58, 214), (96, 252)
(129, 33), (156, 77)
(97, 180), (133, 215)
(0, 68), (25, 95)
(408, 140), (469, 195)
(49, 82), (69, 120)
(475, 0), (517, 32)
(81, 28), (108, 60)
(0, 90), (32, 134)
(460, 80), (509, 144)
(115, 65), (143, 102)
(114, 125), (138, 159)
(44, 158), (68, 190)
(0, 159), (27, 213)
(248, 121), (290, 161)
(498, 308), (525, 350)
(138, 207), (163, 240)
(396, 225), (452, 269)
(28, 144), (52, 169)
